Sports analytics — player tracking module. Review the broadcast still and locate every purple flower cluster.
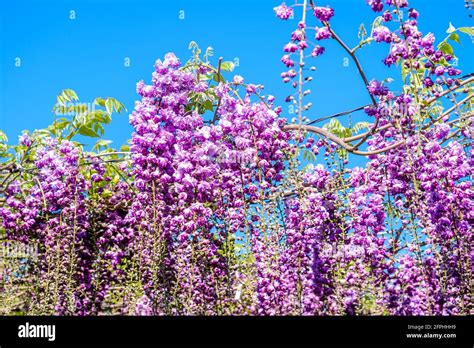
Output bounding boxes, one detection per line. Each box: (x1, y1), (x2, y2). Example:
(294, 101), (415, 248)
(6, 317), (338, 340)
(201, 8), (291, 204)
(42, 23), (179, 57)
(315, 27), (331, 41)
(313, 6), (334, 22)
(372, 26), (393, 43)
(275, 1), (335, 86)
(0, 139), (137, 315)
(127, 53), (290, 314)
(367, 80), (389, 96)
(274, 3), (293, 20)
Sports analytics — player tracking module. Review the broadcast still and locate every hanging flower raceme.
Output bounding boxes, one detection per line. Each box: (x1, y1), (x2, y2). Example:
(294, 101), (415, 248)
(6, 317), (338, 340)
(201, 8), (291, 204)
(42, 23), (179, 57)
(1, 139), (93, 314)
(127, 52), (291, 314)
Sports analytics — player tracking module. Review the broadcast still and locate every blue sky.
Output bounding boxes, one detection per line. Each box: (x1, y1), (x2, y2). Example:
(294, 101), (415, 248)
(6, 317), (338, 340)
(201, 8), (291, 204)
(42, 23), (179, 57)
(0, 0), (472, 153)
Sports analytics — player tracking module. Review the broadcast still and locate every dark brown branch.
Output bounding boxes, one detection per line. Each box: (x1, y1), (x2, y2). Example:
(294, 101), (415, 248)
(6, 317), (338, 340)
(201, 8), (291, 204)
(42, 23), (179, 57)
(325, 25), (378, 150)
(325, 26), (376, 106)
(308, 0), (378, 150)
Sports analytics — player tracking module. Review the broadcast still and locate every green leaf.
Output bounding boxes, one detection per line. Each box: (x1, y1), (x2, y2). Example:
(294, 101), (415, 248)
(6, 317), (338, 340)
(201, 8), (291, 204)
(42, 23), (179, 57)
(66, 89), (78, 100)
(220, 61), (234, 72)
(34, 129), (52, 139)
(105, 99), (114, 115)
(72, 113), (86, 129)
(94, 97), (125, 114)
(438, 41), (453, 55)
(88, 110), (112, 124)
(53, 118), (71, 131)
(0, 131), (8, 157)
(202, 99), (214, 112)
(352, 121), (371, 133)
(92, 139), (112, 151)
(458, 27), (474, 36)
(371, 16), (383, 29)
(324, 119), (351, 138)
(120, 144), (130, 152)
(449, 33), (461, 44)
(78, 126), (99, 138)
(302, 149), (316, 162)
(112, 99), (126, 113)
(0, 130), (9, 143)
(446, 22), (456, 34)
(94, 97), (106, 107)
(56, 89), (78, 106)
(212, 73), (226, 83)
(93, 123), (105, 136)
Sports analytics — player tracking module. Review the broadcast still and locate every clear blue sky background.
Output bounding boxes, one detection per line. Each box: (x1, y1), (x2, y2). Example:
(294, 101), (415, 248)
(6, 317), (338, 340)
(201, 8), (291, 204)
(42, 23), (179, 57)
(0, 0), (472, 155)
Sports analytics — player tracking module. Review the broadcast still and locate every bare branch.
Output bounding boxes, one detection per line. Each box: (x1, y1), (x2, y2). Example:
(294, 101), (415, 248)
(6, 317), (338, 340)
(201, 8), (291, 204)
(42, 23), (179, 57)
(445, 112), (474, 127)
(307, 104), (368, 125)
(422, 94), (473, 131)
(88, 151), (131, 158)
(284, 124), (403, 156)
(422, 76), (474, 108)
(308, 0), (379, 150)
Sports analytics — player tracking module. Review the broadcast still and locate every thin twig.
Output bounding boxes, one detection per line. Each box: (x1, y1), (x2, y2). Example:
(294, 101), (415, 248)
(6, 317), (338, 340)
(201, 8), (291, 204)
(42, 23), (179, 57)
(422, 76), (474, 107)
(422, 94), (473, 130)
(88, 151), (131, 158)
(212, 57), (224, 124)
(307, 104), (368, 125)
(284, 124), (403, 156)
